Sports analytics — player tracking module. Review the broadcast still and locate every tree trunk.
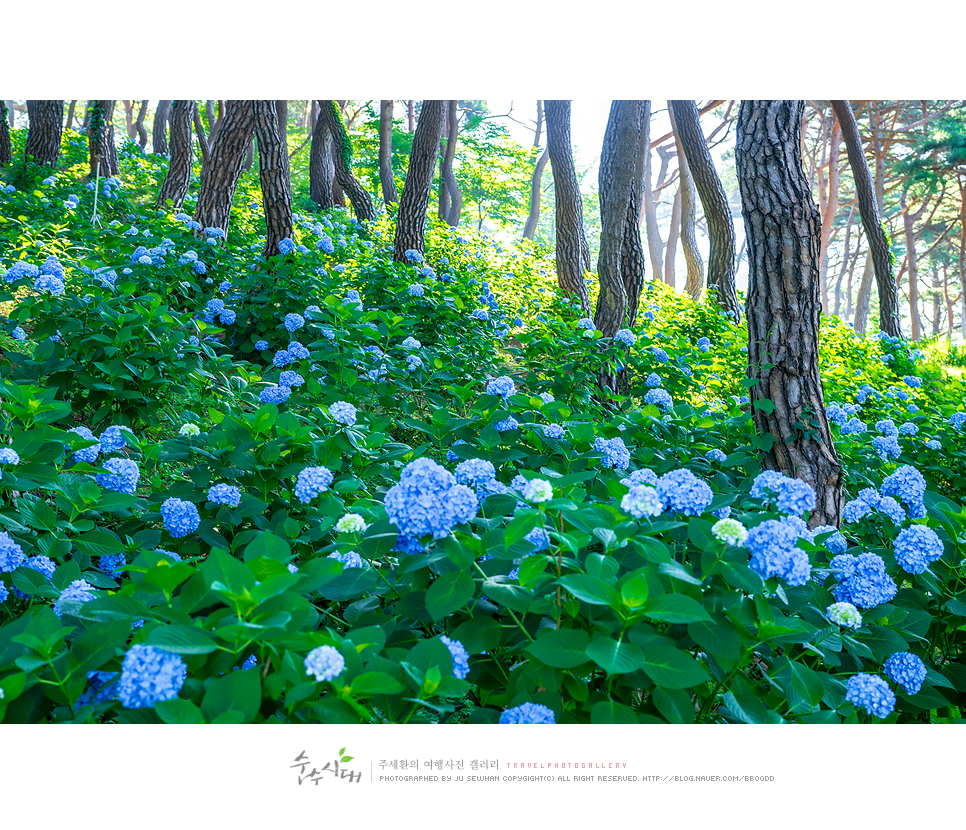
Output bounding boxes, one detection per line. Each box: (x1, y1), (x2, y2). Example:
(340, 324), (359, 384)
(901, 190), (922, 341)
(87, 100), (119, 177)
(522, 148), (550, 240)
(378, 99), (398, 204)
(309, 108), (336, 208)
(670, 103), (704, 301)
(135, 100), (148, 149)
(830, 100), (901, 338)
(192, 100), (255, 234)
(153, 100), (171, 155)
(274, 100), (288, 156)
(393, 100), (445, 261)
(620, 100), (650, 328)
(156, 100), (195, 210)
(0, 102), (11, 166)
(669, 100), (740, 320)
(832, 206), (855, 317)
(193, 104), (210, 166)
(664, 185), (681, 287)
(407, 100), (415, 133)
(642, 142), (666, 281)
(439, 99), (461, 226)
(122, 100), (136, 139)
(545, 100), (592, 315)
(6, 101), (15, 130)
(736, 100), (842, 527)
(25, 100), (64, 167)
(254, 100), (294, 259)
(853, 252), (875, 334)
(65, 100), (77, 130)
(318, 100), (376, 222)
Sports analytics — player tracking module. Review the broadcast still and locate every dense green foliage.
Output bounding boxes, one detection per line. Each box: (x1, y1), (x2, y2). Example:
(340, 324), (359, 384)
(2, 126), (966, 725)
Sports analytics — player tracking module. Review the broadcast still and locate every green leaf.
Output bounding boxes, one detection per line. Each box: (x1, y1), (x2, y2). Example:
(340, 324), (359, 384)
(481, 578), (533, 613)
(620, 574), (649, 608)
(451, 616), (503, 654)
(425, 571), (475, 620)
(557, 574), (621, 608)
(525, 628), (592, 669)
(652, 687), (695, 724)
(585, 635), (644, 675)
(688, 618), (743, 671)
(644, 594), (712, 624)
(202, 548), (255, 595)
(641, 646), (711, 689)
(789, 661), (824, 707)
(147, 624), (219, 655)
(350, 671), (405, 696)
(244, 532), (290, 562)
(156, 698), (206, 724)
(590, 700), (638, 723)
(201, 669), (261, 723)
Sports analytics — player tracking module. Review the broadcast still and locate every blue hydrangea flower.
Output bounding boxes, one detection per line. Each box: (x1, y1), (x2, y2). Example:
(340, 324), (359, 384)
(384, 457), (479, 539)
(41, 255), (64, 278)
(706, 449), (727, 464)
(440, 635), (470, 679)
(0, 532), (26, 572)
(656, 469), (713, 516)
(826, 601), (862, 629)
(117, 644), (187, 709)
(160, 498), (200, 538)
(577, 318), (595, 330)
(841, 417), (867, 436)
(304, 645), (345, 682)
(317, 236), (335, 254)
(404, 249), (424, 263)
(614, 329), (636, 346)
(846, 673), (895, 719)
(746, 519), (811, 586)
(284, 313), (304, 332)
(645, 373), (662, 388)
(696, 337), (710, 352)
(327, 550), (366, 568)
(329, 401), (357, 425)
(98, 425), (134, 453)
(68, 426), (101, 464)
(486, 375), (516, 400)
(288, 341), (310, 360)
(949, 412), (966, 430)
(35, 274), (66, 295)
(830, 552), (897, 609)
(926, 439), (941, 450)
(278, 237), (296, 255)
(408, 284), (425, 297)
(0, 448), (21, 465)
(446, 439), (468, 463)
(205, 298), (226, 316)
(21, 554), (55, 581)
(219, 309), (236, 325)
(644, 388), (673, 410)
(278, 370), (304, 387)
(750, 470), (817, 516)
(494, 416), (519, 432)
(881, 465), (926, 516)
(208, 483), (242, 507)
(621, 484), (662, 519)
(10, 326), (26, 341)
(100, 553), (126, 578)
(272, 350), (294, 368)
(593, 436), (630, 470)
(543, 423), (565, 439)
(499, 702), (556, 724)
(455, 458), (497, 490)
(259, 384), (292, 404)
(622, 468), (659, 487)
(883, 652), (927, 696)
(255, 340), (269, 350)
(471, 308), (490, 321)
(651, 346), (669, 363)
(893, 524), (943, 574)
(295, 466), (334, 504)
(810, 525), (847, 554)
(53, 578), (97, 617)
(96, 457), (140, 494)
(898, 421), (917, 436)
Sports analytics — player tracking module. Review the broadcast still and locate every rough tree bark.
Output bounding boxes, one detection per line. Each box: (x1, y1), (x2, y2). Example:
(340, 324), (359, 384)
(192, 100), (255, 234)
(156, 100), (195, 210)
(393, 100), (445, 262)
(664, 186), (681, 287)
(438, 99), (462, 226)
(670, 103), (704, 300)
(642, 143), (669, 281)
(193, 104), (210, 166)
(87, 100), (119, 177)
(153, 100), (172, 155)
(407, 100), (415, 133)
(318, 101), (376, 222)
(831, 100), (902, 338)
(135, 100), (148, 149)
(620, 100), (650, 327)
(523, 100), (548, 240)
(253, 100), (294, 259)
(379, 100), (398, 204)
(545, 100), (592, 314)
(669, 99), (740, 320)
(900, 187), (924, 341)
(65, 100), (77, 130)
(817, 111), (841, 309)
(274, 100), (288, 156)
(0, 102), (11, 166)
(737, 99), (842, 527)
(25, 100), (64, 167)
(122, 100), (136, 139)
(309, 107), (336, 208)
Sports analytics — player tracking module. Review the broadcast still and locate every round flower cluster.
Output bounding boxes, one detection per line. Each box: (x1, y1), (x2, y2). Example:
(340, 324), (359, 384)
(494, 416), (519, 432)
(279, 371), (304, 387)
(98, 425), (134, 453)
(0, 448), (21, 465)
(68, 426), (101, 464)
(22, 555), (55, 581)
(522, 478), (553, 503)
(499, 702), (556, 724)
(161, 498), (200, 537)
(845, 673), (895, 719)
(404, 249), (424, 263)
(284, 313), (304, 332)
(614, 328), (636, 346)
(880, 465), (926, 518)
(651, 346), (669, 362)
(384, 457), (479, 539)
(335, 513), (369, 534)
(35, 274), (66, 295)
(883, 652), (927, 695)
(750, 470), (816, 516)
(95, 458), (140, 495)
(278, 237), (296, 255)
(830, 552), (897, 608)
(655, 469), (714, 517)
(273, 349), (293, 367)
(100, 553), (126, 578)
(746, 519), (811, 586)
(304, 645), (345, 682)
(255, 340), (269, 351)
(809, 525), (847, 554)
(328, 550), (366, 568)
(470, 308), (490, 321)
(295, 466), (334, 503)
(712, 518), (748, 547)
(645, 373), (662, 388)
(543, 423), (565, 439)
(288, 341), (310, 360)
(117, 644), (187, 709)
(402, 336), (421, 350)
(259, 385), (291, 405)
(621, 484), (662, 519)
(644, 388), (673, 410)
(455, 458), (497, 489)
(53, 579), (97, 617)
(593, 436), (630, 470)
(826, 601), (862, 629)
(407, 284), (425, 297)
(329, 401), (357, 425)
(871, 434), (901, 461)
(440, 635), (470, 679)
(486, 375), (516, 400)
(208, 484), (242, 507)
(893, 524), (943, 574)
(0, 531), (26, 572)
(525, 527), (550, 552)
(706, 449), (727, 464)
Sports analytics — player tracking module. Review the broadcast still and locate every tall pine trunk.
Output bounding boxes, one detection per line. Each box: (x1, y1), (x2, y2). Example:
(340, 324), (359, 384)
(670, 103), (704, 301)
(0, 102), (11, 165)
(135, 100), (148, 149)
(309, 107), (336, 209)
(318, 101), (376, 222)
(378, 100), (398, 204)
(642, 143), (666, 281)
(522, 148), (550, 240)
(393, 100), (445, 262)
(545, 100), (591, 315)
(620, 100), (650, 328)
(156, 100), (195, 210)
(87, 100), (119, 177)
(153, 100), (172, 155)
(438, 99), (461, 226)
(664, 186), (681, 287)
(193, 100), (255, 234)
(669, 100), (740, 320)
(253, 99), (294, 258)
(831, 100), (901, 338)
(737, 100), (842, 527)
(25, 100), (64, 167)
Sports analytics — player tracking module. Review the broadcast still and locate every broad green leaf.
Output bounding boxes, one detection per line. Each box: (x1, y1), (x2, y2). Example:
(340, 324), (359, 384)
(525, 628), (592, 669)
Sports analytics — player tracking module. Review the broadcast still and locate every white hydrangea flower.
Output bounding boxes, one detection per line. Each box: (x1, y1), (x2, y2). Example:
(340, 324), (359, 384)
(711, 518), (749, 547)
